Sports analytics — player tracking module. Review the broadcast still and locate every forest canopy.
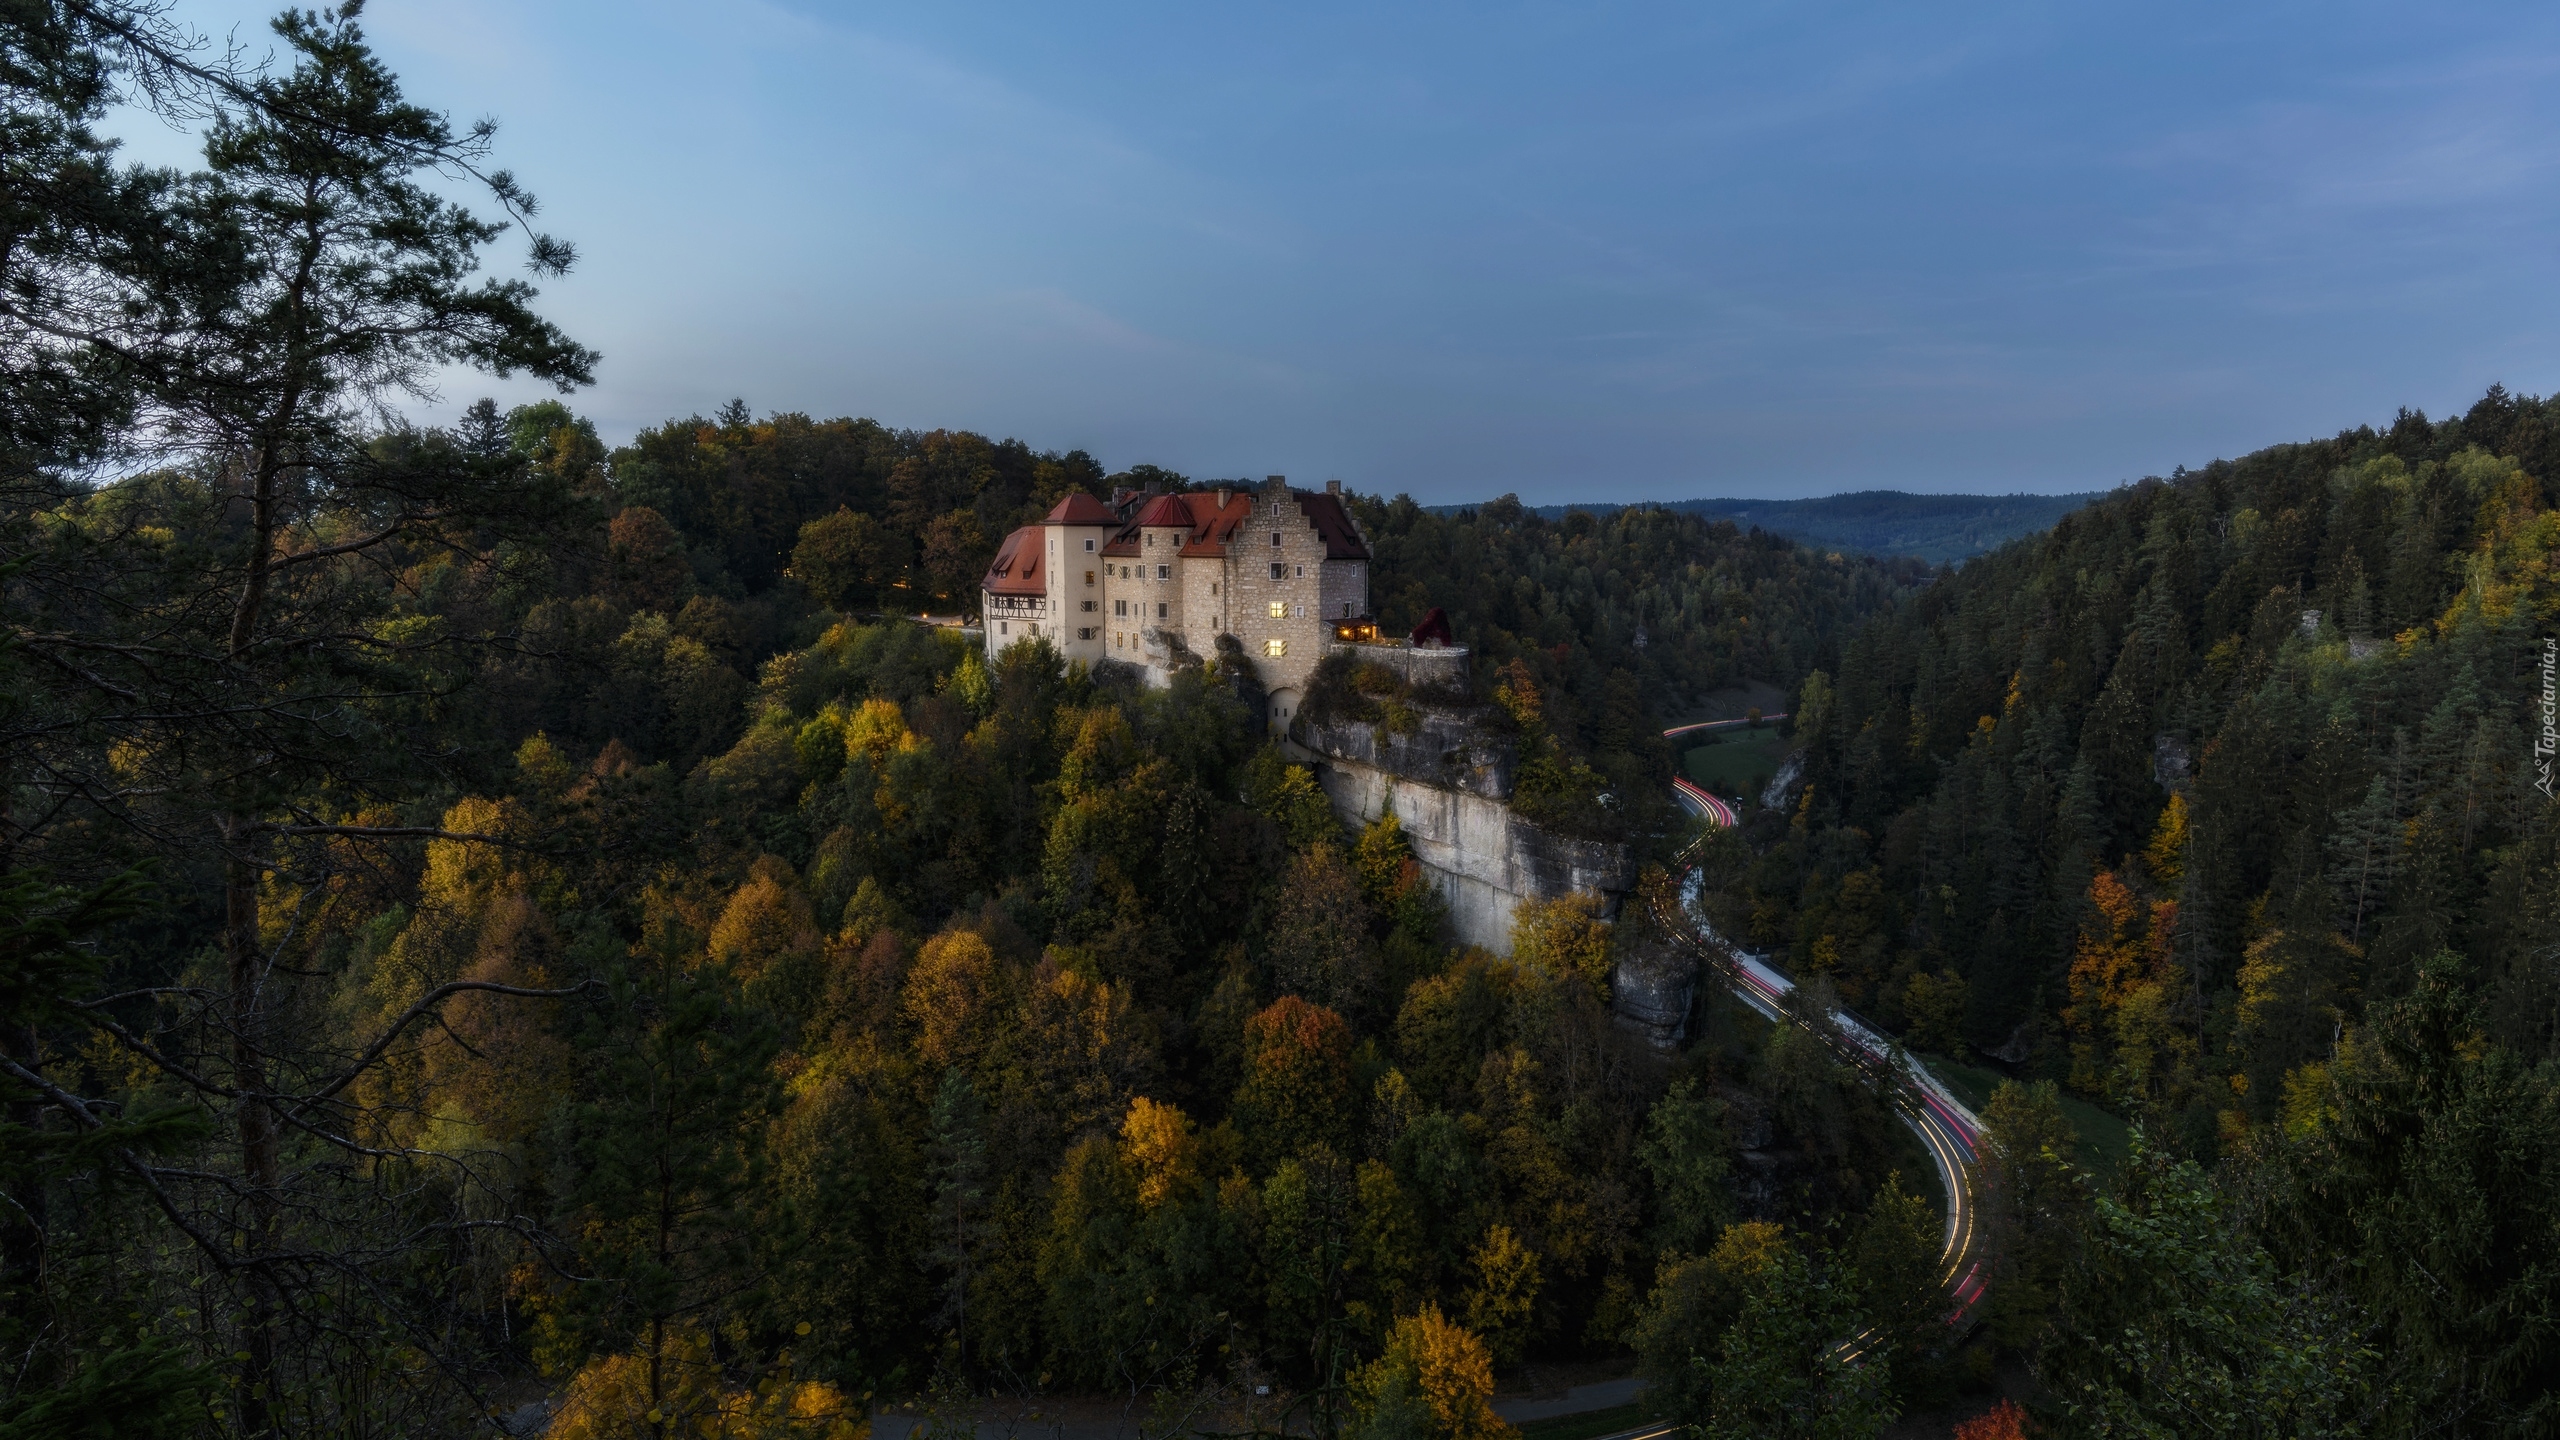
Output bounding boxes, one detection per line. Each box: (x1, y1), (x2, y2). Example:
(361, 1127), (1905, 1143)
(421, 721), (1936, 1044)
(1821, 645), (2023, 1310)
(10, 2), (2560, 1437)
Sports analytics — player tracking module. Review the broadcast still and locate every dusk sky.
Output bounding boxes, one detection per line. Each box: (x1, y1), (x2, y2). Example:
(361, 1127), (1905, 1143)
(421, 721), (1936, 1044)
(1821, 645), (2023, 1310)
(115, 1), (2560, 503)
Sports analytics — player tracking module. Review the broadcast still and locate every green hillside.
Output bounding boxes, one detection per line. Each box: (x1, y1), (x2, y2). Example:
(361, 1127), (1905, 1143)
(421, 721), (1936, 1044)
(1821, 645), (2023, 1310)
(1459, 489), (2105, 563)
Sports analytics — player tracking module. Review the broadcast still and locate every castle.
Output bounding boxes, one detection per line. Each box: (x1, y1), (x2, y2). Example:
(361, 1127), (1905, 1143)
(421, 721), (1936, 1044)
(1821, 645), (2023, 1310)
(981, 476), (1381, 730)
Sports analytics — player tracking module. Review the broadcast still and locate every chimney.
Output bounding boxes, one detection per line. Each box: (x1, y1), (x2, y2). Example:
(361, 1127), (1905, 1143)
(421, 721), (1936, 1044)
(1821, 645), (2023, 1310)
(1326, 479), (1341, 496)
(1216, 487), (1231, 508)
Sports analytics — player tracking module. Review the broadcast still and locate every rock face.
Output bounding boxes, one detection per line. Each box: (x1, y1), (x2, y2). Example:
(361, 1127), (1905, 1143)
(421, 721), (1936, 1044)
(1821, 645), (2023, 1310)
(1297, 711), (1635, 954)
(1609, 924), (1700, 1051)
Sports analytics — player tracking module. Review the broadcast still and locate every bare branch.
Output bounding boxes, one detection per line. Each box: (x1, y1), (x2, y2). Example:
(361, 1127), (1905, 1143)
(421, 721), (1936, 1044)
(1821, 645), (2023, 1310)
(301, 977), (602, 1107)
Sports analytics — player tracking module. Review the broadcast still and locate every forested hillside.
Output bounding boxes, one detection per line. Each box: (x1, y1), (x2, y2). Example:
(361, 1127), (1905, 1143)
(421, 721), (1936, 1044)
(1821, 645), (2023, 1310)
(0, 8), (1943, 1437)
(1660, 492), (2101, 565)
(1489, 492), (2101, 565)
(1709, 390), (2560, 1433)
(16, 3), (2560, 1438)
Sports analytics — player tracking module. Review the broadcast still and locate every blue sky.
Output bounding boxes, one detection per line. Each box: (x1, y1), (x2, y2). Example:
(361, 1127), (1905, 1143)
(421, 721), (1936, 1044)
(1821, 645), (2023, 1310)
(111, 1), (2560, 502)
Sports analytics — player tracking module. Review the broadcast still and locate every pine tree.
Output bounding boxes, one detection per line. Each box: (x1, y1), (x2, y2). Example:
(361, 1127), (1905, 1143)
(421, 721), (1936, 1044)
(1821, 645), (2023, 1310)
(925, 1068), (989, 1370)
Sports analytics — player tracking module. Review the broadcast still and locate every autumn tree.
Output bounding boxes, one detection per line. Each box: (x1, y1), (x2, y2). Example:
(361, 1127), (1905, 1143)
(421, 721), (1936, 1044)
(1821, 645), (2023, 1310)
(1346, 1306), (1514, 1440)
(1235, 997), (1357, 1161)
(790, 505), (904, 612)
(2, 7), (600, 1431)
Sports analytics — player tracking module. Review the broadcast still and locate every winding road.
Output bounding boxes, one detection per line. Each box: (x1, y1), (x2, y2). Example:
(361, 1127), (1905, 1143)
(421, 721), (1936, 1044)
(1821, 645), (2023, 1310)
(1661, 722), (1987, 1321)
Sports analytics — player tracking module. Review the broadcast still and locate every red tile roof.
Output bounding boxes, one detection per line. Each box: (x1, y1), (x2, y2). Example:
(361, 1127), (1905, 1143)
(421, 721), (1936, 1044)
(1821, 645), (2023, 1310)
(982, 525), (1045, 595)
(1296, 491), (1371, 562)
(989, 485), (1369, 593)
(1044, 493), (1118, 525)
(1133, 493), (1194, 529)
(1173, 491), (1255, 556)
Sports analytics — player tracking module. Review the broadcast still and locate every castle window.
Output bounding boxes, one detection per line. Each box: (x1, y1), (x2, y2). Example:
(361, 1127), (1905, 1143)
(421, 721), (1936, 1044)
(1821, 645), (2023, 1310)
(1268, 601), (1286, 619)
(1211, 583), (1220, 596)
(1115, 599), (1126, 616)
(1085, 538), (1095, 551)
(1156, 603), (1168, 619)
(1146, 533), (1154, 547)
(1293, 604), (1305, 619)
(1264, 638), (1287, 657)
(1156, 564), (1169, 579)
(1270, 563), (1285, 580)
(1270, 532), (1282, 547)
(999, 622), (1007, 635)
(1343, 602), (1352, 617)
(1295, 565), (1304, 578)
(1084, 570), (1094, 585)
(1078, 627), (1094, 640)
(1081, 600), (1096, 612)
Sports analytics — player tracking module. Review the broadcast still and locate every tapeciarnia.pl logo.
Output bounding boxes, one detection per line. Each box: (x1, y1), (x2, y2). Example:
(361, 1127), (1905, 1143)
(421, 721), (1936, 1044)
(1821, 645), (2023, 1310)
(2538, 636), (2557, 800)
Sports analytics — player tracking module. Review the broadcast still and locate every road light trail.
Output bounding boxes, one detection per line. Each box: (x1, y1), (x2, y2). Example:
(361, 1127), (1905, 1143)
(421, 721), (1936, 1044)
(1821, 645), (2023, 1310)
(1663, 763), (1988, 1315)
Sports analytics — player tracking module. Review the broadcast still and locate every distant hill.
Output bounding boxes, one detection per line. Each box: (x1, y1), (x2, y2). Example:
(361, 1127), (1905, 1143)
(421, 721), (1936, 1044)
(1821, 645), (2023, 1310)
(1431, 489), (2106, 564)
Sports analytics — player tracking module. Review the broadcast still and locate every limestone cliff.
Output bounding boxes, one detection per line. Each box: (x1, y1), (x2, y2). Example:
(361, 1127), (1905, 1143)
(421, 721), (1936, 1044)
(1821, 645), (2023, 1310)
(1295, 708), (1636, 955)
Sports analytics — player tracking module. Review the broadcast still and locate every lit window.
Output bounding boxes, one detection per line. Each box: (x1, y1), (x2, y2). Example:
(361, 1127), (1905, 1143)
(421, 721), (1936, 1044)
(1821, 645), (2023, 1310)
(1268, 601), (1287, 619)
(1264, 638), (1287, 657)
(1084, 570), (1094, 585)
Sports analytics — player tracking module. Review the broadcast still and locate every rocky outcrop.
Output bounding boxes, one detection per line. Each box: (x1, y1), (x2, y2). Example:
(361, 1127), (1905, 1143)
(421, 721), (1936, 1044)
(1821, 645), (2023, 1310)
(1296, 710), (1513, 800)
(1760, 750), (1805, 811)
(1297, 710), (1634, 954)
(1610, 923), (1700, 1051)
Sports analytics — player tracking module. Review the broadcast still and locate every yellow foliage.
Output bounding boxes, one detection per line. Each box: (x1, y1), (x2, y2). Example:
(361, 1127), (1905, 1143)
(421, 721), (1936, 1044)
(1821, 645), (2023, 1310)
(1350, 1305), (1515, 1440)
(902, 929), (998, 1072)
(420, 795), (525, 921)
(1354, 805), (1415, 907)
(516, 732), (575, 794)
(1020, 958), (1140, 1135)
(1508, 892), (1612, 990)
(1461, 1224), (1541, 1366)
(1707, 1219), (1791, 1282)
(545, 1328), (867, 1440)
(2143, 793), (2188, 887)
(1119, 1096), (1198, 1210)
(708, 859), (819, 978)
(842, 698), (914, 763)
(2281, 1053), (2348, 1141)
